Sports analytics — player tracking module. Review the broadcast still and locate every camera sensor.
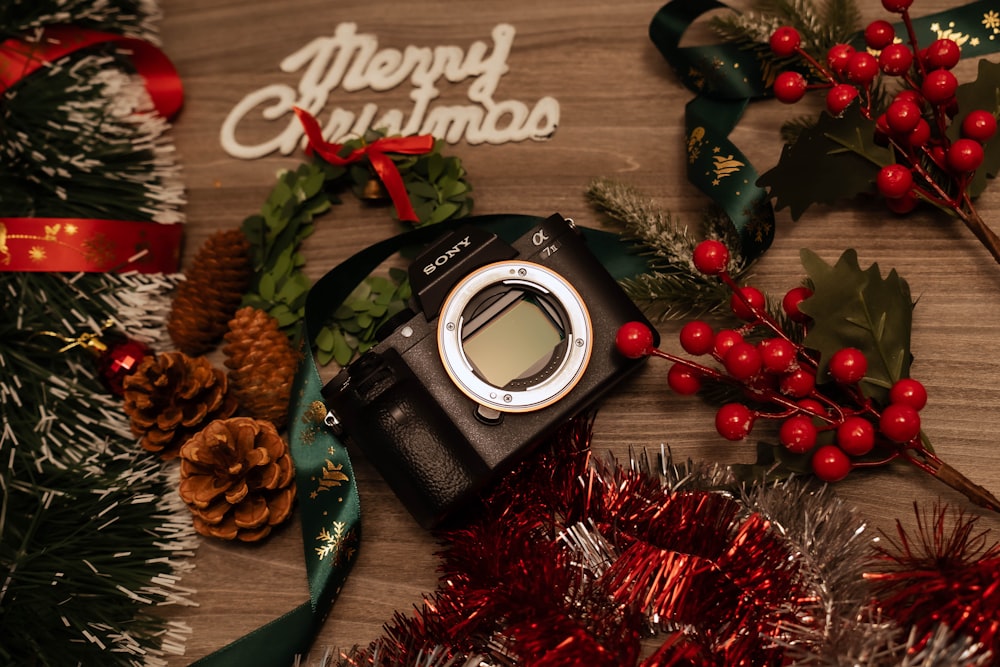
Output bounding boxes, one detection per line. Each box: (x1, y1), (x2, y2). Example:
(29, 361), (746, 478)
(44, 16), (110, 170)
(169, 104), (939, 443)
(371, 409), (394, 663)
(437, 260), (592, 413)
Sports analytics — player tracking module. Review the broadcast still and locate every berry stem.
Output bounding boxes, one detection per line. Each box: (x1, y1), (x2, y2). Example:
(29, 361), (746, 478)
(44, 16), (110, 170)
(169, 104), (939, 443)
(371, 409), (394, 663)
(900, 445), (1000, 513)
(955, 198), (1000, 265)
(900, 10), (927, 78)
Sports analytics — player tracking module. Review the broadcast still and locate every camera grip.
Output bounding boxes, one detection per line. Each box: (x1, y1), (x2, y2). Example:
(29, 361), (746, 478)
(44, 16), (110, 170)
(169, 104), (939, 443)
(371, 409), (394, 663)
(332, 354), (490, 528)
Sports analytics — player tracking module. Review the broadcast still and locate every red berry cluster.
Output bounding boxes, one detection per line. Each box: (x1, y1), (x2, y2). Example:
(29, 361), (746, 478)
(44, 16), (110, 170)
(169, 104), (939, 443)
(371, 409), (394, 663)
(769, 0), (996, 216)
(616, 240), (930, 483)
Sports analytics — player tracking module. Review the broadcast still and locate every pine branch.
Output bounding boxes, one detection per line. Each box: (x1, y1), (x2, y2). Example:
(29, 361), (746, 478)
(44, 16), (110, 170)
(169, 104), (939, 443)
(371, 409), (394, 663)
(586, 178), (752, 320)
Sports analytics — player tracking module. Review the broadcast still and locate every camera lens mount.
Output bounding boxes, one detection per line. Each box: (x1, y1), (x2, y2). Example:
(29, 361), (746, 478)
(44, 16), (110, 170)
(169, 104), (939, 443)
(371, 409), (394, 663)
(437, 260), (593, 413)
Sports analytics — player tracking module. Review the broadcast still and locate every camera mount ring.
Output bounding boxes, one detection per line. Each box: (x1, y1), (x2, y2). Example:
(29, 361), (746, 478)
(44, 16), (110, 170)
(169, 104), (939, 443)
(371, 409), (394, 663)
(437, 260), (593, 413)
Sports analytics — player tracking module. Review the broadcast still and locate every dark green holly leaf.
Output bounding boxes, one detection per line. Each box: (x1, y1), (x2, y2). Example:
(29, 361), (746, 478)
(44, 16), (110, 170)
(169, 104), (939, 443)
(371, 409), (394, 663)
(757, 105), (892, 219)
(798, 248), (913, 405)
(948, 59), (1000, 198)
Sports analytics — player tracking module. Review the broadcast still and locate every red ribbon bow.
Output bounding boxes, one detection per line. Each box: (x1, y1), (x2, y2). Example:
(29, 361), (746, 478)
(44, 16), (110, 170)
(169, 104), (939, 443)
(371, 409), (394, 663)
(294, 107), (435, 223)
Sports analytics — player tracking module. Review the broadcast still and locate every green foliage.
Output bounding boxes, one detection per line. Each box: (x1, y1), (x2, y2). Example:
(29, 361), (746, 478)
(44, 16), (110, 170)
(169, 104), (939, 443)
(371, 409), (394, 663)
(241, 162), (333, 337)
(315, 268), (412, 366)
(339, 132), (474, 227)
(757, 105), (892, 219)
(587, 178), (751, 320)
(948, 59), (1000, 198)
(798, 248), (913, 405)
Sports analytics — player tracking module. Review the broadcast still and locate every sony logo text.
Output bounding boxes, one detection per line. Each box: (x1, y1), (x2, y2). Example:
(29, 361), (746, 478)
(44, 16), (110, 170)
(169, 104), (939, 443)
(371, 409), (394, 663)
(423, 236), (472, 275)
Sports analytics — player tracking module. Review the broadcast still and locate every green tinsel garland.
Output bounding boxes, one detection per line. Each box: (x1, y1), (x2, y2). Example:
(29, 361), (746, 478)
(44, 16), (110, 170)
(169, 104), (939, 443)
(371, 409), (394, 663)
(0, 2), (194, 665)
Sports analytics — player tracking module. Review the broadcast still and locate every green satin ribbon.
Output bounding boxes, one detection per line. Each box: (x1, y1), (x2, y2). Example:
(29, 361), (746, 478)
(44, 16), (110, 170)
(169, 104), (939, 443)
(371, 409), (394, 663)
(192, 214), (647, 665)
(649, 0), (1000, 262)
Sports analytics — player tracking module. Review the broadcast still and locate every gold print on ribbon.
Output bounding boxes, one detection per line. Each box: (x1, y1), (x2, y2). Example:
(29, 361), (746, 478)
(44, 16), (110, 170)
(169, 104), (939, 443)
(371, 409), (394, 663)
(299, 400), (329, 445)
(711, 152), (745, 185)
(315, 521), (358, 566)
(310, 459), (350, 499)
(984, 11), (1000, 39)
(687, 127), (705, 164)
(930, 21), (973, 47)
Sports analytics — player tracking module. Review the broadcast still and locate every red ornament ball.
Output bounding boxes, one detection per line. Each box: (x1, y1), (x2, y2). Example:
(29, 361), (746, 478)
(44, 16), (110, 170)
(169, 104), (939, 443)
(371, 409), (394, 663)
(947, 138), (985, 173)
(879, 44), (914, 75)
(98, 336), (152, 396)
(724, 342), (762, 380)
(837, 416), (876, 456)
(780, 414), (818, 454)
(774, 71), (807, 104)
(826, 84), (859, 116)
(615, 322), (655, 359)
(769, 26), (802, 58)
(730, 285), (765, 321)
(864, 20), (896, 49)
(923, 38), (961, 69)
(782, 285), (813, 323)
(876, 164), (914, 199)
(961, 110), (997, 142)
(921, 69), (958, 104)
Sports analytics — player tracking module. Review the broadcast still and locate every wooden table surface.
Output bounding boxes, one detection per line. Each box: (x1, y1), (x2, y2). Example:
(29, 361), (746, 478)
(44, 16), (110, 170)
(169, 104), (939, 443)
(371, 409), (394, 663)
(156, 0), (1000, 662)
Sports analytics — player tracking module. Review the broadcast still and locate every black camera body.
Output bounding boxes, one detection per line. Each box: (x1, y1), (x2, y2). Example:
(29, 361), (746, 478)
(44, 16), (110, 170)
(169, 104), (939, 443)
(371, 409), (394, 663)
(322, 214), (658, 528)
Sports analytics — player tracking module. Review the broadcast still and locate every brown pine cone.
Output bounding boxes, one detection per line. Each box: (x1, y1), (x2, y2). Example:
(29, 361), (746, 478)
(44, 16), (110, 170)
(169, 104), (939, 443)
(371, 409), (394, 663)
(122, 351), (239, 459)
(223, 306), (301, 429)
(168, 228), (252, 356)
(178, 417), (296, 542)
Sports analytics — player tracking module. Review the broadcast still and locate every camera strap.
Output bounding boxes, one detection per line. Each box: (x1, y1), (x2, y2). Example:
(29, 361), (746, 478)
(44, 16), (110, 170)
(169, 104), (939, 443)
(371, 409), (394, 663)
(192, 213), (648, 665)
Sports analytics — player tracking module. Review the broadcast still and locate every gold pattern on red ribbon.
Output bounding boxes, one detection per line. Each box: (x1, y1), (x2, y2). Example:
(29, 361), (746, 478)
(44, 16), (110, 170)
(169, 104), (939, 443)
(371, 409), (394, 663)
(294, 106), (435, 222)
(0, 218), (182, 273)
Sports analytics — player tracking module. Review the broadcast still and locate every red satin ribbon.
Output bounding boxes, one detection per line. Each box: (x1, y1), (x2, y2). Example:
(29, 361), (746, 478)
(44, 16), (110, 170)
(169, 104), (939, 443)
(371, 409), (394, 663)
(294, 107), (435, 222)
(0, 25), (184, 119)
(0, 217), (183, 273)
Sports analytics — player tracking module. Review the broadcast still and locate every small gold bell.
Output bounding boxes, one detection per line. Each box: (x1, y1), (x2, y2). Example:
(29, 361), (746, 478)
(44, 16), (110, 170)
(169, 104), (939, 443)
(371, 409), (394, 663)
(361, 177), (387, 201)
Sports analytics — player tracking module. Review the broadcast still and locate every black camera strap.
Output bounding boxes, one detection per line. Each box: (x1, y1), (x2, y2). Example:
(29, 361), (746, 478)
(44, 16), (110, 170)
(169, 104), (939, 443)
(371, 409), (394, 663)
(193, 213), (648, 665)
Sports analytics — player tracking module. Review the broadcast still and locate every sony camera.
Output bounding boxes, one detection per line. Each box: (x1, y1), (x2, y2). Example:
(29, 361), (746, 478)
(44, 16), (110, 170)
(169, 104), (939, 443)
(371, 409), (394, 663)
(321, 214), (658, 528)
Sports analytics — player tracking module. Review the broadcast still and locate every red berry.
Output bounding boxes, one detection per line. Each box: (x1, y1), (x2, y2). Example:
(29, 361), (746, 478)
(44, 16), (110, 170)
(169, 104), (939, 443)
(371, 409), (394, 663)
(797, 398), (827, 418)
(829, 347), (868, 384)
(730, 285), (765, 321)
(921, 69), (958, 104)
(947, 138), (985, 173)
(889, 378), (927, 410)
(881, 0), (913, 12)
(780, 414), (818, 454)
(826, 84), (859, 115)
(961, 110), (997, 142)
(812, 445), (852, 482)
(837, 416), (876, 456)
(905, 119), (931, 148)
(713, 329), (744, 359)
(679, 320), (715, 356)
(846, 51), (879, 85)
(773, 71), (808, 104)
(715, 403), (755, 441)
(885, 99), (922, 134)
(758, 337), (797, 373)
(879, 403), (921, 442)
(924, 38), (961, 69)
(724, 342), (763, 380)
(877, 164), (914, 199)
(781, 367), (816, 398)
(770, 26), (802, 58)
(782, 285), (813, 323)
(693, 239), (729, 275)
(864, 20), (896, 49)
(826, 44), (855, 75)
(616, 321), (655, 359)
(885, 189), (920, 214)
(879, 43), (914, 76)
(667, 363), (702, 395)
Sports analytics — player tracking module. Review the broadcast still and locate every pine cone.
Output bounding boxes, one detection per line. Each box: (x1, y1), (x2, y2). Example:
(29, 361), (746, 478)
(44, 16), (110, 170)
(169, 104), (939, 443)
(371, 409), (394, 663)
(223, 306), (301, 429)
(122, 351), (239, 459)
(178, 417), (296, 542)
(168, 228), (252, 356)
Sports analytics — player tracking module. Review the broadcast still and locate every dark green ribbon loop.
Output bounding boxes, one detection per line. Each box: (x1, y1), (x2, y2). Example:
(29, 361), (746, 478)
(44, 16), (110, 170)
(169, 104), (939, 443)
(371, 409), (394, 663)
(650, 0), (1000, 263)
(649, 0), (776, 262)
(193, 213), (647, 665)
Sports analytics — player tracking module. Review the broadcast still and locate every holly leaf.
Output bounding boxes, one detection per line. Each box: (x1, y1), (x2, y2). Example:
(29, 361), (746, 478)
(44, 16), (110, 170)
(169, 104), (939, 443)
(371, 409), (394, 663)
(758, 105), (892, 219)
(798, 248), (914, 405)
(948, 58), (1000, 198)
